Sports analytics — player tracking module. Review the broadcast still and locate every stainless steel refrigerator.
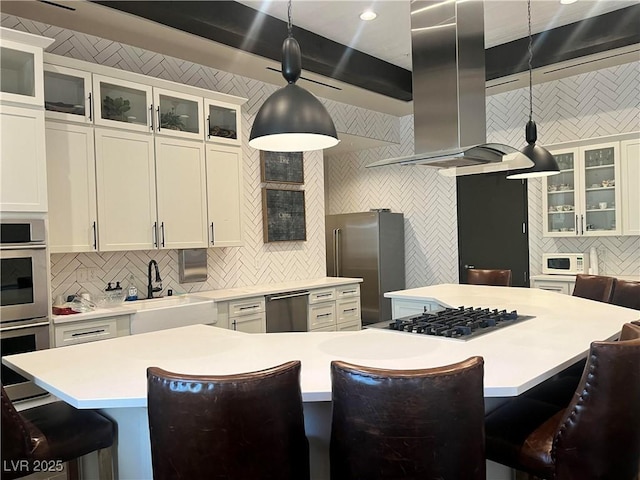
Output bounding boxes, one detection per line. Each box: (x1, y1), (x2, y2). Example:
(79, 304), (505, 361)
(326, 211), (405, 325)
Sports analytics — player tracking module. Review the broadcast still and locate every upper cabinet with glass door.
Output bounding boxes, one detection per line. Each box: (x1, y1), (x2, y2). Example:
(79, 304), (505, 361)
(580, 142), (621, 236)
(543, 148), (577, 236)
(93, 74), (153, 133)
(153, 88), (203, 141)
(44, 64), (92, 123)
(0, 28), (54, 107)
(543, 142), (621, 237)
(204, 99), (241, 146)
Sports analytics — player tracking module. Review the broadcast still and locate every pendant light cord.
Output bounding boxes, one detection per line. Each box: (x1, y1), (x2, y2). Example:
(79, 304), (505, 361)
(287, 0), (293, 38)
(527, 0), (533, 122)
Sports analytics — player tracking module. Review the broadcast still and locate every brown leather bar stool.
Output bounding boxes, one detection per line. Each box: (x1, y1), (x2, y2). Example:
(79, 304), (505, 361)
(572, 274), (615, 303)
(330, 356), (485, 480)
(467, 268), (512, 286)
(610, 278), (640, 310)
(147, 361), (309, 480)
(485, 323), (640, 480)
(1, 385), (115, 480)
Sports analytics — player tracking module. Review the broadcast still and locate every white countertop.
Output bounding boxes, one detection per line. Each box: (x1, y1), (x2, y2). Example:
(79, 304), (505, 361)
(7, 284), (638, 409)
(530, 273), (640, 282)
(51, 277), (362, 324)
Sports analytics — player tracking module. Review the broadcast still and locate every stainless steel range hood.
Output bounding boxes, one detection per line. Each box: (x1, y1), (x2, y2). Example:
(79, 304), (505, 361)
(367, 0), (533, 175)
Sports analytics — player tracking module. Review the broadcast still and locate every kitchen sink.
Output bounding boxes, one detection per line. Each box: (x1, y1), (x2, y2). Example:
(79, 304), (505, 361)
(130, 295), (211, 310)
(130, 295), (216, 334)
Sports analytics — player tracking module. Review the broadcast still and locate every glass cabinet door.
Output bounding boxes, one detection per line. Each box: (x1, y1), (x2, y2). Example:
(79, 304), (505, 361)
(93, 74), (153, 133)
(44, 65), (92, 123)
(580, 143), (621, 235)
(205, 99), (241, 145)
(544, 149), (577, 236)
(153, 88), (203, 140)
(0, 43), (43, 106)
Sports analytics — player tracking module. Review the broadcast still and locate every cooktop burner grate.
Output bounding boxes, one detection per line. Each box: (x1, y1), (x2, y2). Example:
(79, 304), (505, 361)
(369, 306), (535, 340)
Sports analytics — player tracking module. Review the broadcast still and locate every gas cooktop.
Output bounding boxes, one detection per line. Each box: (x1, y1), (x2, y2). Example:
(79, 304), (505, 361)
(368, 306), (535, 341)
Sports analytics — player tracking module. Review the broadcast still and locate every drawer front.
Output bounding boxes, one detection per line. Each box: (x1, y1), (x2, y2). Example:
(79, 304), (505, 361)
(337, 319), (361, 332)
(55, 317), (118, 347)
(532, 280), (571, 295)
(309, 288), (336, 304)
(337, 298), (360, 323)
(336, 284), (360, 299)
(308, 303), (336, 329)
(229, 297), (265, 316)
(311, 324), (336, 332)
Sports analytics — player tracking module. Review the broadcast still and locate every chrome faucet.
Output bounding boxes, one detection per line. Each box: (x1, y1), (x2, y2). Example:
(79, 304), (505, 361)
(147, 260), (163, 299)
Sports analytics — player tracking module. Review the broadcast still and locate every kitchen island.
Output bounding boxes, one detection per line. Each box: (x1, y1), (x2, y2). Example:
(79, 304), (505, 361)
(4, 284), (639, 479)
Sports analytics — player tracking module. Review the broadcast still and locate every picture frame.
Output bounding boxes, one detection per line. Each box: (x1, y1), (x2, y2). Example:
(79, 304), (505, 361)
(262, 188), (306, 243)
(260, 151), (304, 184)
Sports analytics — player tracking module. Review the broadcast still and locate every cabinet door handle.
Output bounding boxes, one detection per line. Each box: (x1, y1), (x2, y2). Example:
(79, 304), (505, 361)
(232, 319), (237, 330)
(92, 221), (97, 250)
(161, 222), (165, 247)
(152, 222), (158, 248)
(575, 215), (578, 235)
(207, 115), (211, 139)
(156, 106), (161, 132)
(580, 214), (584, 235)
(88, 92), (93, 121)
(210, 222), (215, 245)
(149, 104), (154, 131)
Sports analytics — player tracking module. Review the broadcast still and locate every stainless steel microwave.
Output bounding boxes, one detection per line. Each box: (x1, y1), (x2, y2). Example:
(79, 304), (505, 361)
(542, 253), (589, 275)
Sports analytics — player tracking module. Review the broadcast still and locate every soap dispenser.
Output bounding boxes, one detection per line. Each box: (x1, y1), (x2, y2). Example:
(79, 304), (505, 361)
(126, 274), (138, 301)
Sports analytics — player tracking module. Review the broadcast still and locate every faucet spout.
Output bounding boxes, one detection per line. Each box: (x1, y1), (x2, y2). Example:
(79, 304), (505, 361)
(147, 260), (163, 299)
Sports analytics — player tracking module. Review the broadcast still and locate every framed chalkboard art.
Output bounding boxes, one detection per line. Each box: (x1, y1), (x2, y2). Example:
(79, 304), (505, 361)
(262, 188), (306, 242)
(260, 151), (304, 184)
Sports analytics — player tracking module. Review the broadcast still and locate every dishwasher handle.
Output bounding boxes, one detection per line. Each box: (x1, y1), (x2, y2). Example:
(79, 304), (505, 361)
(266, 290), (309, 301)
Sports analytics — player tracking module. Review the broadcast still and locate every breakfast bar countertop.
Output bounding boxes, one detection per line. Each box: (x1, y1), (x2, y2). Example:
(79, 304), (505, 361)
(5, 284), (638, 410)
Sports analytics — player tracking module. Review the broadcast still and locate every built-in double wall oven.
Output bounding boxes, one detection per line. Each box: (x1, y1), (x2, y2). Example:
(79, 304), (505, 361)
(0, 218), (50, 401)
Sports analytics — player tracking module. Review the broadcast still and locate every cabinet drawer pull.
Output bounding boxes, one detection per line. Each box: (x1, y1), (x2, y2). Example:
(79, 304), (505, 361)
(317, 313), (333, 318)
(342, 290), (356, 294)
(239, 305), (259, 310)
(71, 329), (106, 337)
(343, 308), (357, 313)
(316, 293), (332, 298)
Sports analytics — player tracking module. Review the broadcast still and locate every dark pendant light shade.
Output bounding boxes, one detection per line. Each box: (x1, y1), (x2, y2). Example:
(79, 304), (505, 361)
(249, 4), (339, 152)
(506, 0), (559, 180)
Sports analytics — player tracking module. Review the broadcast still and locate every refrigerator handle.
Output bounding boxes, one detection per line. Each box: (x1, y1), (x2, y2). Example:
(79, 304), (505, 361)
(334, 228), (341, 276)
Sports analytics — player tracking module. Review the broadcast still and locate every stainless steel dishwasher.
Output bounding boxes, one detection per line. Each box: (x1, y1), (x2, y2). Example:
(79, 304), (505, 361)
(265, 290), (309, 332)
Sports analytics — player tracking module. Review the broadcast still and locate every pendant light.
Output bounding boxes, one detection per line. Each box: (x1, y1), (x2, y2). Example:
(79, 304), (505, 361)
(506, 0), (560, 179)
(249, 0), (339, 152)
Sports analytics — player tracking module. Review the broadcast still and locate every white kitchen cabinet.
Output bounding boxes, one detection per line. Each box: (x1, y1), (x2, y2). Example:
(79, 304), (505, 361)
(153, 87), (203, 141)
(308, 284), (362, 331)
(54, 315), (130, 347)
(205, 144), (243, 246)
(226, 297), (266, 333)
(544, 142), (622, 237)
(44, 64), (92, 124)
(155, 137), (208, 249)
(93, 74), (153, 133)
(94, 128), (157, 251)
(620, 138), (640, 235)
(0, 105), (47, 212)
(391, 298), (444, 319)
(205, 99), (241, 146)
(46, 122), (98, 252)
(0, 28), (53, 107)
(531, 279), (574, 295)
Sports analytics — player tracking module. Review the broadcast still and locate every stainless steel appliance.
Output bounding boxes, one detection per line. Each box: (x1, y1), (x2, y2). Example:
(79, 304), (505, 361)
(1, 218), (50, 401)
(542, 253), (589, 275)
(326, 211), (405, 325)
(265, 290), (309, 333)
(368, 306), (535, 341)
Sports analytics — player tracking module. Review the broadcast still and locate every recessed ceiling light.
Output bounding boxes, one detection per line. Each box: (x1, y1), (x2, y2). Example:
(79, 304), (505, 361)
(360, 10), (377, 21)
(560, 0), (578, 4)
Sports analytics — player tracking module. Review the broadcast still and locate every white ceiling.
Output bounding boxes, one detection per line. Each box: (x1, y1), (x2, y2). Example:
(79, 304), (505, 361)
(238, 0), (637, 70)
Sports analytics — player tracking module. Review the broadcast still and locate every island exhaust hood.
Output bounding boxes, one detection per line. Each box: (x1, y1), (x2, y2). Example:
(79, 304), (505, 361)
(367, 0), (533, 175)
